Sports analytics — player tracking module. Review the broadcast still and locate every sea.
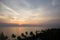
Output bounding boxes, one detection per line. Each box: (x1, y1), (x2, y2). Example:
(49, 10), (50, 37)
(0, 26), (47, 40)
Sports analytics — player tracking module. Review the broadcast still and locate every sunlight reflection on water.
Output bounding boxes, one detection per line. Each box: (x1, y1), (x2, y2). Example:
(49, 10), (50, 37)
(0, 26), (47, 36)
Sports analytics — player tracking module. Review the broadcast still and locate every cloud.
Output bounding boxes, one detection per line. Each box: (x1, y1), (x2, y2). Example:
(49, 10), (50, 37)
(0, 19), (20, 27)
(0, 22), (20, 27)
(20, 19), (60, 28)
(52, 0), (60, 6)
(0, 2), (21, 20)
(1, 3), (19, 15)
(20, 0), (30, 8)
(40, 19), (60, 28)
(0, 0), (60, 25)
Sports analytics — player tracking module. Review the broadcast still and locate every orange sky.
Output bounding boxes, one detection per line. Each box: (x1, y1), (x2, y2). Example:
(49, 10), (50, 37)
(3, 17), (58, 25)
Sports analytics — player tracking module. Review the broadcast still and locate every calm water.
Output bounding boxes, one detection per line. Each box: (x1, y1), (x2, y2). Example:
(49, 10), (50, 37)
(0, 26), (47, 36)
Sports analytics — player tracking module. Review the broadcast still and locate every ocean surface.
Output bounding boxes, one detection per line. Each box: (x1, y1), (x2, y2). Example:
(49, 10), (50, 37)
(0, 26), (47, 36)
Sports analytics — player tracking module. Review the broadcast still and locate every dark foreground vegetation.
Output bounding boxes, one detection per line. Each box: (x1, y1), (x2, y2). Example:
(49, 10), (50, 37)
(0, 28), (60, 40)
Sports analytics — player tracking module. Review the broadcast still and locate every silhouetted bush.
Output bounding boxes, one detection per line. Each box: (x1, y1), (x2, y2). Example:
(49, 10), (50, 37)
(11, 34), (16, 38)
(17, 36), (22, 40)
(0, 32), (8, 40)
(39, 28), (60, 40)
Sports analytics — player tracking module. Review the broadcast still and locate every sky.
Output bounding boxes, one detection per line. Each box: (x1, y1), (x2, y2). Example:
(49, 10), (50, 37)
(0, 0), (60, 27)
